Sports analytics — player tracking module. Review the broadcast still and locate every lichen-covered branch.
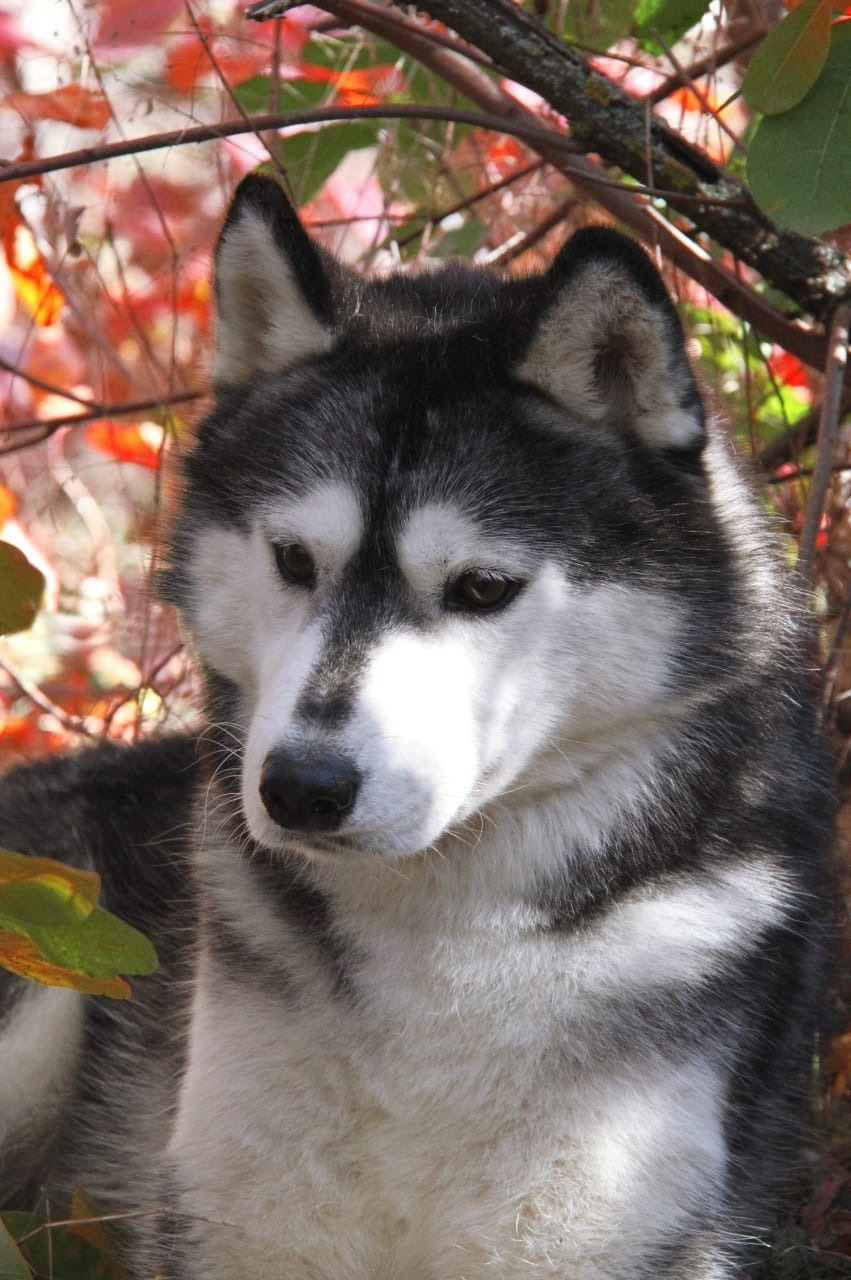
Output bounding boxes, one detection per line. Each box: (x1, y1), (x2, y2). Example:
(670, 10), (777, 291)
(249, 0), (851, 321)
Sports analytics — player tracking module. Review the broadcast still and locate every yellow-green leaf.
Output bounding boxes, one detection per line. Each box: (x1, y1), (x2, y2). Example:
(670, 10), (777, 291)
(0, 542), (45, 636)
(742, 0), (832, 116)
(0, 932), (131, 997)
(0, 848), (100, 927)
(26, 903), (158, 980)
(0, 847), (158, 998)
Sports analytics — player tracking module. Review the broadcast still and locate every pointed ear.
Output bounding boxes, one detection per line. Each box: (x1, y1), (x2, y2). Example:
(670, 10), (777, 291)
(515, 228), (704, 455)
(211, 174), (335, 389)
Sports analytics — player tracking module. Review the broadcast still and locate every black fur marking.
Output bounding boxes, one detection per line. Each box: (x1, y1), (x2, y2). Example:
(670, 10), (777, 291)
(241, 845), (360, 1000)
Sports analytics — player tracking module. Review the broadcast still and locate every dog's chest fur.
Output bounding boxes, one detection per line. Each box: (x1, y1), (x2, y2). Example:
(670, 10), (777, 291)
(167, 799), (771, 1279)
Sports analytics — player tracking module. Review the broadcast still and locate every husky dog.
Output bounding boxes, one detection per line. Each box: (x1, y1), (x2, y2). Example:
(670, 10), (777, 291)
(0, 173), (831, 1279)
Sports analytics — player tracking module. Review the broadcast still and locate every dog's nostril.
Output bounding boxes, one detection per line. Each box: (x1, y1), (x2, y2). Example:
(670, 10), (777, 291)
(259, 749), (360, 834)
(309, 790), (352, 819)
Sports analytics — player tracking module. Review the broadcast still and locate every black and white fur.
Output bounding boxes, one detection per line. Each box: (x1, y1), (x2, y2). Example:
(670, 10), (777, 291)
(0, 174), (832, 1279)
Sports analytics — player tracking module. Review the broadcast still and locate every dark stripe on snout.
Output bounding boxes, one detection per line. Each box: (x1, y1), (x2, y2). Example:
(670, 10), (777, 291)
(295, 544), (420, 730)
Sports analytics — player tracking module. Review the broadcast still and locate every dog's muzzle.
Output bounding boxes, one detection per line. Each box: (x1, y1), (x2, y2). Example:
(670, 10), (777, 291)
(259, 748), (361, 832)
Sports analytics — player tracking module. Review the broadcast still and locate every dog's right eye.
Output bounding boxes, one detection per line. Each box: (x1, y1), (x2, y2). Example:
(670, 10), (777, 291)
(273, 542), (316, 586)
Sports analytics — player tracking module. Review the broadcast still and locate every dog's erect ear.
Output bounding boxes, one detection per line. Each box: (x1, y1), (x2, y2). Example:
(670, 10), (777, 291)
(212, 174), (335, 388)
(515, 228), (704, 454)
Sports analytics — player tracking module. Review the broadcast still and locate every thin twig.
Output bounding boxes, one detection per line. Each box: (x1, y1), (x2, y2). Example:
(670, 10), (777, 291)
(648, 27), (765, 105)
(0, 355), (96, 408)
(0, 654), (98, 738)
(393, 162), (542, 250)
(0, 104), (577, 186)
(0, 391), (203, 456)
(797, 304), (851, 579)
(483, 196), (577, 265)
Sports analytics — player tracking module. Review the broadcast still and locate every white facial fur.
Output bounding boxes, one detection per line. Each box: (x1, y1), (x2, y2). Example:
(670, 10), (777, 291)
(188, 485), (682, 860)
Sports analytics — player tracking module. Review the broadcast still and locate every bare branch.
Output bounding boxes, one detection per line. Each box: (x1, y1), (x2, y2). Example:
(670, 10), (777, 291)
(0, 104), (576, 186)
(0, 391), (203, 456)
(797, 305), (851, 579)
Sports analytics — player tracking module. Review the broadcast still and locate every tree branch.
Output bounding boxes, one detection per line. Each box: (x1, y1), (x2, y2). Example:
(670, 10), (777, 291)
(244, 0), (836, 378)
(248, 0), (851, 321)
(0, 391), (203, 456)
(797, 305), (851, 579)
(0, 103), (576, 186)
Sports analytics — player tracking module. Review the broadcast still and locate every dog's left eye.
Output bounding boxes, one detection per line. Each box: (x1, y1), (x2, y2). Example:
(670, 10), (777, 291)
(273, 542), (316, 586)
(446, 571), (521, 613)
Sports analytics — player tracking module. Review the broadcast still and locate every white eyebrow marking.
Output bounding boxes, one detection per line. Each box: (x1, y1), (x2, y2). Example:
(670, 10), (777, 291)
(262, 481), (363, 565)
(397, 501), (535, 593)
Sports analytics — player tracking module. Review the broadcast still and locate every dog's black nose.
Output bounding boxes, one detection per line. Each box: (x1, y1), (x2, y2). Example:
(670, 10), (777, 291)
(259, 749), (360, 832)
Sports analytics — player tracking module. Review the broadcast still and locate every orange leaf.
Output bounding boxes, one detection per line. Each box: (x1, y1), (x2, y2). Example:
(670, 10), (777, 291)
(86, 420), (165, 469)
(299, 63), (404, 107)
(2, 85), (111, 129)
(0, 930), (130, 998)
(3, 213), (65, 326)
(0, 485), (15, 528)
(669, 81), (722, 113)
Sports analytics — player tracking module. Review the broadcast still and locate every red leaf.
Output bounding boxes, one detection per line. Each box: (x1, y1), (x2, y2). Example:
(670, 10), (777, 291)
(2, 85), (111, 129)
(86, 421), (165, 469)
(768, 348), (810, 389)
(93, 0), (185, 57)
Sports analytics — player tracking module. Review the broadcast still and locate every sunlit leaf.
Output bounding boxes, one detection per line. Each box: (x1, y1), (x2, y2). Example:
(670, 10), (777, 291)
(1, 85), (111, 129)
(742, 0), (832, 115)
(0, 932), (131, 998)
(26, 903), (158, 980)
(2, 214), (65, 326)
(93, 0), (185, 58)
(0, 847), (157, 998)
(86, 420), (165, 469)
(0, 542), (45, 636)
(0, 487), (15, 528)
(748, 23), (851, 233)
(0, 849), (99, 927)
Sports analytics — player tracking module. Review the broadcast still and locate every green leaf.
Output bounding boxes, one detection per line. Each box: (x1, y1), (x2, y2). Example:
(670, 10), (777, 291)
(233, 74), (330, 115)
(633, 0), (710, 52)
(27, 903), (158, 980)
(1, 1207), (126, 1280)
(0, 876), (95, 929)
(0, 846), (157, 998)
(560, 0), (635, 50)
(301, 32), (403, 75)
(281, 123), (380, 203)
(747, 23), (851, 234)
(0, 1222), (31, 1280)
(742, 0), (832, 115)
(0, 542), (44, 636)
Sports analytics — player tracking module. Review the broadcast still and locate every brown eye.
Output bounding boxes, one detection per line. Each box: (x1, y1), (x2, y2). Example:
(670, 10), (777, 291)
(274, 542), (315, 586)
(446, 571), (521, 613)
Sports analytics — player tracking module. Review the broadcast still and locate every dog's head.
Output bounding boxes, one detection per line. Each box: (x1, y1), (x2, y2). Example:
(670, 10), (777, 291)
(165, 174), (738, 861)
